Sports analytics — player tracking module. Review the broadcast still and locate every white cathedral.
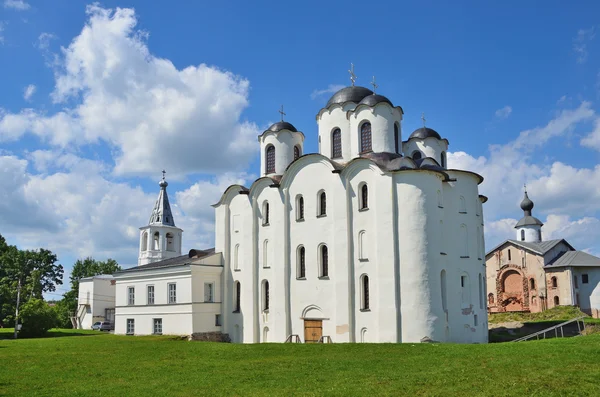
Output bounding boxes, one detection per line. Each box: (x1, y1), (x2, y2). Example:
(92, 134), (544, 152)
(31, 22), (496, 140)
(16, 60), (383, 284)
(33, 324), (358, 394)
(84, 76), (489, 344)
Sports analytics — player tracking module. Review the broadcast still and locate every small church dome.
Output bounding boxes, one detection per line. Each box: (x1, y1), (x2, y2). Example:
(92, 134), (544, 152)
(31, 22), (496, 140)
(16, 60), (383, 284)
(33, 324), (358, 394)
(520, 192), (534, 212)
(358, 94), (393, 107)
(408, 127), (442, 140)
(267, 121), (298, 133)
(326, 86), (373, 107)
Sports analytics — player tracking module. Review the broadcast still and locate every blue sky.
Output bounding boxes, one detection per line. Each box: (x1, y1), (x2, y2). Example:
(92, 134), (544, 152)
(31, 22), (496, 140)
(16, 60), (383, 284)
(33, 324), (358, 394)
(2, 1), (600, 297)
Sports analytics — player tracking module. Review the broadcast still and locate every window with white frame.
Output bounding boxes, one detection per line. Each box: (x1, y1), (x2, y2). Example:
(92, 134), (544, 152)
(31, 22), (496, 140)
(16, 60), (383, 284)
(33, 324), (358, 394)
(126, 319), (134, 335)
(204, 283), (214, 302)
(128, 287), (135, 305)
(153, 318), (162, 335)
(147, 285), (155, 305)
(358, 231), (367, 260)
(168, 283), (177, 304)
(319, 245), (329, 278)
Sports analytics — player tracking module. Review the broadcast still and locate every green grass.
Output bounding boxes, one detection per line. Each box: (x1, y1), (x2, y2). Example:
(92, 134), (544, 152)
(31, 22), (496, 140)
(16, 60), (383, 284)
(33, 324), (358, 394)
(488, 305), (600, 324)
(2, 329), (600, 396)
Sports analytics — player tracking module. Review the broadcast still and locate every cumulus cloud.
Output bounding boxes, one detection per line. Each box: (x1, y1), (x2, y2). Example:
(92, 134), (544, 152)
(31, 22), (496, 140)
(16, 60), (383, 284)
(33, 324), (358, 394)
(23, 84), (36, 101)
(310, 84), (345, 100)
(3, 0), (29, 10)
(573, 27), (596, 64)
(0, 5), (260, 177)
(494, 106), (512, 120)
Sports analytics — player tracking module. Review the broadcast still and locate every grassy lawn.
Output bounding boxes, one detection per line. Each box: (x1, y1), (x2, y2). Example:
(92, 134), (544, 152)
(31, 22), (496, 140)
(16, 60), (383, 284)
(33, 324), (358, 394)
(1, 329), (600, 396)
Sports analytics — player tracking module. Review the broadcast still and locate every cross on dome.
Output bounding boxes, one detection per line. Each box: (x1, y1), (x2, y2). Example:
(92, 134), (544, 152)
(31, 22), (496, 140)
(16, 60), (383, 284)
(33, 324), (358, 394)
(370, 76), (378, 93)
(278, 105), (286, 122)
(348, 63), (357, 86)
(421, 112), (427, 127)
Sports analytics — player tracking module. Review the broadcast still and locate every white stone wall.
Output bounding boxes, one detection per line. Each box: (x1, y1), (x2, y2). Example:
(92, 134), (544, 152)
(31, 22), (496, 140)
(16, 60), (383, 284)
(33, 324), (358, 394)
(515, 225), (542, 243)
(317, 103), (357, 163)
(259, 130), (304, 176)
(138, 224), (183, 266)
(77, 277), (115, 329)
(573, 268), (600, 312)
(403, 137), (449, 166)
(349, 105), (403, 156)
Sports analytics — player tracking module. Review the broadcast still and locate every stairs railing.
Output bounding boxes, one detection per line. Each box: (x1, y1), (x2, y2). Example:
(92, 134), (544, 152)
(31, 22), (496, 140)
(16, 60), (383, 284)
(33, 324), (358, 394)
(318, 335), (332, 343)
(285, 334), (302, 343)
(512, 316), (586, 342)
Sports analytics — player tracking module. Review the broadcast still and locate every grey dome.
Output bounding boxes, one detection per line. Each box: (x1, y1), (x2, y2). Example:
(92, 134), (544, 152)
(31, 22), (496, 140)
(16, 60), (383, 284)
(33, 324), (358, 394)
(267, 121), (298, 133)
(520, 192), (534, 212)
(326, 86), (373, 107)
(358, 94), (393, 107)
(409, 127), (442, 140)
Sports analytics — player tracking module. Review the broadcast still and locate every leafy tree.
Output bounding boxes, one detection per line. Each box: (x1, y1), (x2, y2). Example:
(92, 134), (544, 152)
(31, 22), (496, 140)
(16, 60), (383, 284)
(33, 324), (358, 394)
(18, 298), (57, 337)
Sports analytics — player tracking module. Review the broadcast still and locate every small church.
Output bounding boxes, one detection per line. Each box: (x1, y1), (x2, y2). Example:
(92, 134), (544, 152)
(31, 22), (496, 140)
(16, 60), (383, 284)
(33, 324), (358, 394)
(486, 189), (600, 316)
(81, 69), (490, 343)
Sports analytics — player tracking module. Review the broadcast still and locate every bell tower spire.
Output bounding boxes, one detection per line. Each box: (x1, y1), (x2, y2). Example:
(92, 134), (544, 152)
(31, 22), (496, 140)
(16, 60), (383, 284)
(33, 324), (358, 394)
(138, 171), (184, 266)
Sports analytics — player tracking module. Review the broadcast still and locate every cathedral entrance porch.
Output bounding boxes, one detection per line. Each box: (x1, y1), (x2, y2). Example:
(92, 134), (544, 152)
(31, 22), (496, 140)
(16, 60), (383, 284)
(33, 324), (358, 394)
(304, 320), (323, 343)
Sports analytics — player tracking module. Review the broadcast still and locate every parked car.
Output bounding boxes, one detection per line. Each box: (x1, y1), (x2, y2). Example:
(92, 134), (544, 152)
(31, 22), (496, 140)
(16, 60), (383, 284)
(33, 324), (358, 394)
(91, 321), (114, 331)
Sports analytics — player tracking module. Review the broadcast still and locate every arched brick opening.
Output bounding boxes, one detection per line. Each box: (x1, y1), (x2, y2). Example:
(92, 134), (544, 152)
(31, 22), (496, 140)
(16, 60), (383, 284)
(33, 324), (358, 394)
(496, 265), (529, 312)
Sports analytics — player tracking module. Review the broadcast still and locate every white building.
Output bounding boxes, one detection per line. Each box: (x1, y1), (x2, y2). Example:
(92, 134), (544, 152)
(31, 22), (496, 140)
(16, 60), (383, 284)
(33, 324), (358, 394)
(110, 81), (488, 343)
(72, 275), (116, 329)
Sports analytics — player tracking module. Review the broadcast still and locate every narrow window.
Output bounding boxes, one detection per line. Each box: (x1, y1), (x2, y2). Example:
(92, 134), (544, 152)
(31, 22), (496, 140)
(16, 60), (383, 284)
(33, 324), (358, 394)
(551, 276), (557, 288)
(215, 314), (222, 326)
(478, 273), (484, 309)
(128, 287), (135, 305)
(521, 229), (525, 241)
(141, 232), (148, 251)
(412, 151), (422, 161)
(153, 232), (160, 250)
(360, 122), (372, 153)
(394, 123), (399, 154)
(508, 249), (511, 261)
(331, 128), (342, 158)
(262, 202), (269, 225)
(204, 283), (214, 302)
(361, 275), (370, 310)
(166, 233), (174, 251)
(265, 145), (276, 174)
(459, 196), (467, 213)
(461, 274), (470, 307)
(297, 246), (306, 279)
(360, 184), (368, 209)
(126, 319), (135, 335)
(294, 145), (300, 160)
(441, 151), (447, 168)
(168, 283), (177, 304)
(554, 296), (560, 306)
(583, 274), (589, 284)
(147, 285), (155, 305)
(234, 281), (241, 312)
(488, 293), (494, 304)
(474, 314), (478, 327)
(574, 275), (578, 288)
(538, 229), (542, 241)
(262, 280), (270, 312)
(234, 244), (240, 271)
(319, 191), (327, 216)
(153, 318), (162, 335)
(530, 278), (535, 290)
(359, 231), (367, 260)
(441, 270), (447, 312)
(437, 190), (443, 208)
(477, 227), (482, 259)
(296, 196), (304, 221)
(263, 240), (269, 268)
(320, 245), (329, 278)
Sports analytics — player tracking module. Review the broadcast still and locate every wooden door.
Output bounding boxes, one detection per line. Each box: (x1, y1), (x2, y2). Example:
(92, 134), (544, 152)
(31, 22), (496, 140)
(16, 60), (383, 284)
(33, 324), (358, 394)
(304, 320), (322, 343)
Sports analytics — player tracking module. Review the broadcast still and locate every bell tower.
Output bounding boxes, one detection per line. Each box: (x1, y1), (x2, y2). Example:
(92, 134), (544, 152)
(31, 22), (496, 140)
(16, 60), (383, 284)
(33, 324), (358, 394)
(138, 171), (183, 266)
(514, 186), (543, 243)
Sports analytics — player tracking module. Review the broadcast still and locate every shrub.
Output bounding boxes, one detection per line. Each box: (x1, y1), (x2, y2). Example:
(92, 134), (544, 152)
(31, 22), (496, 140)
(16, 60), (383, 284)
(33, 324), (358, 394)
(18, 299), (57, 338)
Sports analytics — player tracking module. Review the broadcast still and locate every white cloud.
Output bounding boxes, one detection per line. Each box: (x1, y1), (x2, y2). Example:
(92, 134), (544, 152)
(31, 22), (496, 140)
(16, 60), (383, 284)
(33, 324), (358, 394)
(0, 21), (5, 44)
(494, 105), (512, 120)
(37, 32), (56, 50)
(3, 0), (29, 10)
(0, 5), (260, 178)
(310, 84), (345, 100)
(573, 27), (596, 64)
(23, 84), (36, 101)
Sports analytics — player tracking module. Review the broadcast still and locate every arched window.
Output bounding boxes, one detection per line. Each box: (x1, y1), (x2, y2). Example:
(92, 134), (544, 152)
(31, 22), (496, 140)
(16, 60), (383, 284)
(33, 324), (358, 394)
(441, 270), (447, 312)
(478, 273), (484, 309)
(166, 233), (174, 252)
(394, 123), (399, 154)
(153, 232), (160, 250)
(530, 278), (535, 290)
(412, 151), (422, 161)
(361, 275), (370, 310)
(234, 244), (240, 271)
(294, 145), (300, 160)
(360, 122), (372, 153)
(262, 280), (269, 312)
(263, 327), (269, 342)
(262, 202), (269, 225)
(461, 273), (470, 307)
(460, 224), (468, 257)
(538, 229), (542, 241)
(488, 293), (494, 304)
(551, 276), (557, 288)
(297, 246), (306, 279)
(441, 151), (447, 168)
(141, 232), (148, 251)
(554, 296), (560, 306)
(265, 145), (275, 174)
(234, 281), (241, 312)
(361, 328), (368, 343)
(459, 196), (467, 213)
(319, 245), (329, 278)
(508, 249), (512, 261)
(359, 230), (367, 260)
(318, 191), (326, 216)
(331, 128), (342, 158)
(296, 195), (304, 221)
(263, 240), (269, 268)
(360, 184), (368, 210)
(521, 229), (525, 241)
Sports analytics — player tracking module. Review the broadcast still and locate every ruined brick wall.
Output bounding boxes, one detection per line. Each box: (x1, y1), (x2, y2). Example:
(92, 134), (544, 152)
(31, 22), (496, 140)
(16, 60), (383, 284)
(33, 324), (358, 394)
(189, 332), (231, 342)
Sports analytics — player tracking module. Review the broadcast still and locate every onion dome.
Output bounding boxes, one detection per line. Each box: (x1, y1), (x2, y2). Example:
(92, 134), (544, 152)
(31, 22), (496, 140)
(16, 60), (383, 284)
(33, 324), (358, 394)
(358, 94), (393, 107)
(326, 86), (373, 107)
(520, 191), (534, 214)
(408, 127), (442, 140)
(267, 121), (298, 133)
